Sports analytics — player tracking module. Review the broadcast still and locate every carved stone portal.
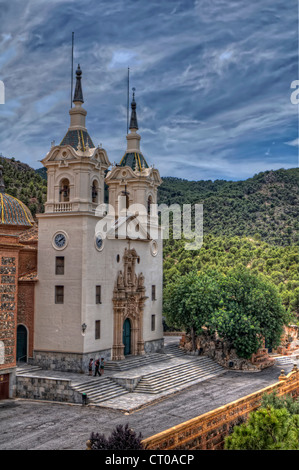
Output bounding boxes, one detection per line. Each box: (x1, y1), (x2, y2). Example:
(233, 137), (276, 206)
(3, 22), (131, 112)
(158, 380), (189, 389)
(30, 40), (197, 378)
(112, 247), (147, 361)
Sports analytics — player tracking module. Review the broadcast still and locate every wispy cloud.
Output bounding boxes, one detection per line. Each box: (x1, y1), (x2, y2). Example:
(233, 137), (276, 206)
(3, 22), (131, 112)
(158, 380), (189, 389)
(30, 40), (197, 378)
(0, 0), (297, 180)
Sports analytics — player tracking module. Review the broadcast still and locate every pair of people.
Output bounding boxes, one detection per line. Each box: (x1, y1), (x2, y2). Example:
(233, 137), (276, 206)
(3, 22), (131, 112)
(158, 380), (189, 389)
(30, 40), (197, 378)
(89, 357), (105, 377)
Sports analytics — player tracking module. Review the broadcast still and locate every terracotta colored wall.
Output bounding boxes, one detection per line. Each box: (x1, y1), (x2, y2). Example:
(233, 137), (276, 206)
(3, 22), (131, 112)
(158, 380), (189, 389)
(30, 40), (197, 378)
(18, 247), (37, 276)
(17, 281), (35, 358)
(142, 367), (299, 450)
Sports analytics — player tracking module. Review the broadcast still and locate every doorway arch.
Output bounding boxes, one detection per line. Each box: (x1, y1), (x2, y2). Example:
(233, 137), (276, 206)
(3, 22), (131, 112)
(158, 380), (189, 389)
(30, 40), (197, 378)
(123, 319), (131, 356)
(17, 325), (27, 362)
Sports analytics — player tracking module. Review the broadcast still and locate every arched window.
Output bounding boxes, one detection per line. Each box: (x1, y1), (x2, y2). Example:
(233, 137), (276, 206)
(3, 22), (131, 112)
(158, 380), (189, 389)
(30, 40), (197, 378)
(147, 195), (153, 215)
(92, 180), (98, 203)
(59, 178), (70, 202)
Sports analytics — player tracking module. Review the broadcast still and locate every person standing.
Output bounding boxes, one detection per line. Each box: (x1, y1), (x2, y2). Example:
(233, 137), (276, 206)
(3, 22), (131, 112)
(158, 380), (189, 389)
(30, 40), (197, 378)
(94, 359), (101, 377)
(88, 358), (93, 376)
(100, 357), (105, 376)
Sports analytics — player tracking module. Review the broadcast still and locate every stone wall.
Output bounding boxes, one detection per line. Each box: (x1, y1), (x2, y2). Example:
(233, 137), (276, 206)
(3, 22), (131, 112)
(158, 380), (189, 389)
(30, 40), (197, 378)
(180, 332), (274, 371)
(144, 338), (164, 354)
(142, 365), (299, 450)
(31, 348), (112, 374)
(0, 253), (18, 370)
(16, 375), (82, 403)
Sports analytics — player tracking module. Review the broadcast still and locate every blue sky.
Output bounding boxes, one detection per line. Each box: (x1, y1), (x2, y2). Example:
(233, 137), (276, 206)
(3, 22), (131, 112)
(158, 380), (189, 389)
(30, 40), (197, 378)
(0, 0), (298, 181)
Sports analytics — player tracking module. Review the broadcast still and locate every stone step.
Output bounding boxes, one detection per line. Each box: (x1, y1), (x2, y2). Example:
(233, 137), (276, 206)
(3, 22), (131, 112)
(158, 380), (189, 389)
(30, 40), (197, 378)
(274, 356), (295, 364)
(136, 364), (223, 390)
(104, 353), (170, 371)
(164, 344), (187, 357)
(139, 360), (221, 383)
(16, 365), (42, 375)
(71, 377), (128, 404)
(134, 358), (225, 394)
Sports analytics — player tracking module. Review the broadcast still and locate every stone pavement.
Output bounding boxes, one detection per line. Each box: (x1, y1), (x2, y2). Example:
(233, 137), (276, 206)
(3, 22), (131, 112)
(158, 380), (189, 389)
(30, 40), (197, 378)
(16, 336), (299, 412)
(0, 360), (294, 450)
(16, 336), (227, 411)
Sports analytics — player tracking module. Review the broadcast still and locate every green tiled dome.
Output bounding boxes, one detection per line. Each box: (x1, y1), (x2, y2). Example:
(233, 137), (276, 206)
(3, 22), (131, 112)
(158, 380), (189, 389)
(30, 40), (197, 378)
(60, 129), (95, 150)
(119, 152), (149, 171)
(0, 193), (34, 226)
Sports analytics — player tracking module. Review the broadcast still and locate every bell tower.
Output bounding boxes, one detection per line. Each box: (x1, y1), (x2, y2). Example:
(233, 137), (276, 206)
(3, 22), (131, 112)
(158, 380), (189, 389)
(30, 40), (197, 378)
(42, 65), (110, 214)
(34, 65), (112, 372)
(105, 89), (162, 219)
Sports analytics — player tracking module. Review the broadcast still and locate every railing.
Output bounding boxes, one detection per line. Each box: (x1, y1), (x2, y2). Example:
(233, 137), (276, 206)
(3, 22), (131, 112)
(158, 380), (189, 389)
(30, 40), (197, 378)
(142, 365), (299, 450)
(54, 202), (73, 212)
(17, 355), (27, 365)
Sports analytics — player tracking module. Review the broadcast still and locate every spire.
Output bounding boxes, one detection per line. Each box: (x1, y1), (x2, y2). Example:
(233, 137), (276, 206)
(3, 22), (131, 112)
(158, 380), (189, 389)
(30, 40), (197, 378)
(0, 165), (5, 194)
(73, 64), (84, 104)
(129, 88), (138, 131)
(60, 63), (95, 149)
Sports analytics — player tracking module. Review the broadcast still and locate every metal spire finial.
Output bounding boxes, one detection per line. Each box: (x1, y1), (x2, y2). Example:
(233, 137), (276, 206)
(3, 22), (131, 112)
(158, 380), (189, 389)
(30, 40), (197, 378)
(73, 63), (84, 104)
(129, 87), (138, 130)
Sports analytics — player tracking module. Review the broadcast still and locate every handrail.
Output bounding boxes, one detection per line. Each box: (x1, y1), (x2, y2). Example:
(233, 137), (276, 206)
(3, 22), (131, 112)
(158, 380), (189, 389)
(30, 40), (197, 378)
(17, 355), (27, 365)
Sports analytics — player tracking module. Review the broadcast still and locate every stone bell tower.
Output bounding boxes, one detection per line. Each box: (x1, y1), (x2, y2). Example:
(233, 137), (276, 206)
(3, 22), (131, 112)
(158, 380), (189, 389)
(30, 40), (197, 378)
(43, 65), (110, 214)
(105, 89), (164, 361)
(34, 65), (112, 372)
(105, 89), (162, 220)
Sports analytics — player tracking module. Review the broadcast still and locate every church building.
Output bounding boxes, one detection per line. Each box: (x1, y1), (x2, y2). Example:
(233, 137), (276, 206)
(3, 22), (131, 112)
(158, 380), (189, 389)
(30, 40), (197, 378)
(33, 65), (164, 372)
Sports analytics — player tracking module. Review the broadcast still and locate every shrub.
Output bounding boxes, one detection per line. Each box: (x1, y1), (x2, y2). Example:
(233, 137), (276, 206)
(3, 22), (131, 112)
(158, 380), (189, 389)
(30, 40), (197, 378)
(89, 424), (144, 450)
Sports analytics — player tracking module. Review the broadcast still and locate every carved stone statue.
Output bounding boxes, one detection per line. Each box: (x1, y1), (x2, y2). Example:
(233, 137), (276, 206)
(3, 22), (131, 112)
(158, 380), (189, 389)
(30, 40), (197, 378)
(138, 272), (145, 288)
(117, 270), (124, 289)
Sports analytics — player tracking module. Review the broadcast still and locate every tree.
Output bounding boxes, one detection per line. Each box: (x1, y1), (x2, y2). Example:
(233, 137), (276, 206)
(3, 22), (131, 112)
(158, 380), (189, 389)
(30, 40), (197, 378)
(261, 391), (299, 416)
(163, 270), (220, 350)
(89, 424), (144, 450)
(164, 268), (289, 359)
(209, 268), (290, 358)
(225, 406), (299, 450)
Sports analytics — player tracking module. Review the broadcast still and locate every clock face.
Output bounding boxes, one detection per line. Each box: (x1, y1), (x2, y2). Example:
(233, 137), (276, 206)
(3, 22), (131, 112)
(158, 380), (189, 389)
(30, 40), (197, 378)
(54, 233), (66, 248)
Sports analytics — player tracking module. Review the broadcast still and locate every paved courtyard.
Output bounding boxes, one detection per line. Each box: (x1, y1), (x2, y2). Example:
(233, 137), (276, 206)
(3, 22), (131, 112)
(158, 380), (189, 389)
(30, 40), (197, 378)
(0, 361), (293, 450)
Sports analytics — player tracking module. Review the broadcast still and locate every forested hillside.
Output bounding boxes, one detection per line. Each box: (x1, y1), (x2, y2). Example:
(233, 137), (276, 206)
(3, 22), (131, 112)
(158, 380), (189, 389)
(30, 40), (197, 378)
(159, 168), (299, 246)
(164, 235), (299, 316)
(0, 155), (47, 216)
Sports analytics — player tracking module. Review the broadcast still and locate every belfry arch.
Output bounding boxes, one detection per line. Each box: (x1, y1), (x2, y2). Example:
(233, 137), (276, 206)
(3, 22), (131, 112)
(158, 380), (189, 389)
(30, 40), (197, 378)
(112, 247), (147, 361)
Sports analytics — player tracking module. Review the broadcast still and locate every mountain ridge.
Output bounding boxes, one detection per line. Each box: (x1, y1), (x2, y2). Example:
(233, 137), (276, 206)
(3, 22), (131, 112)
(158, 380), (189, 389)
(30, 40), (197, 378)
(1, 155), (298, 246)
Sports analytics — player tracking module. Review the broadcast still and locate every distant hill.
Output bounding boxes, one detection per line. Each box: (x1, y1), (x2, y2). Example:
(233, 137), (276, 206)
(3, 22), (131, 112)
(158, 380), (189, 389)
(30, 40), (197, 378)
(0, 155), (298, 246)
(158, 168), (299, 246)
(0, 155), (47, 216)
(35, 167), (47, 180)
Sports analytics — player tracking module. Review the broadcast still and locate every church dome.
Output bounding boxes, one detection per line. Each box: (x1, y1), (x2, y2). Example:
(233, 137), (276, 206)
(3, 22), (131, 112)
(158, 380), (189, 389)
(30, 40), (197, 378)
(0, 193), (34, 227)
(119, 152), (149, 171)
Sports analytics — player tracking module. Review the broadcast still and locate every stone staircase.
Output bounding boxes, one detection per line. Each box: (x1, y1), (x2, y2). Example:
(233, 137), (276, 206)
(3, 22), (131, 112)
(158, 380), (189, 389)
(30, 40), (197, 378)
(164, 343), (190, 358)
(16, 364), (42, 375)
(134, 356), (226, 394)
(104, 352), (171, 371)
(274, 356), (296, 366)
(71, 377), (128, 405)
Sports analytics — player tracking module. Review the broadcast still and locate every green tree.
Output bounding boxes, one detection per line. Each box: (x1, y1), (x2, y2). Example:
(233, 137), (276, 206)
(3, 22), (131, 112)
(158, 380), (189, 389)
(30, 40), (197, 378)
(163, 270), (220, 350)
(209, 268), (289, 358)
(225, 406), (299, 450)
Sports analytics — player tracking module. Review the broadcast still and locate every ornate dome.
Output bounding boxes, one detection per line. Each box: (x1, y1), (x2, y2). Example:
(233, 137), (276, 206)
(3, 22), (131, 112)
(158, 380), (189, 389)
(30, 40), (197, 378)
(0, 193), (34, 227)
(119, 152), (149, 171)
